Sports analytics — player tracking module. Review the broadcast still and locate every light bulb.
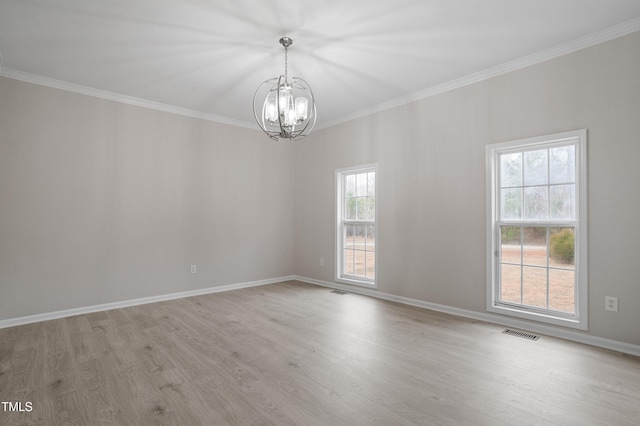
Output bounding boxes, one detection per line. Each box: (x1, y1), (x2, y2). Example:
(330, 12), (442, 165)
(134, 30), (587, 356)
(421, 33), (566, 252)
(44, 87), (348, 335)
(279, 85), (292, 111)
(285, 108), (296, 127)
(295, 97), (308, 121)
(265, 98), (277, 123)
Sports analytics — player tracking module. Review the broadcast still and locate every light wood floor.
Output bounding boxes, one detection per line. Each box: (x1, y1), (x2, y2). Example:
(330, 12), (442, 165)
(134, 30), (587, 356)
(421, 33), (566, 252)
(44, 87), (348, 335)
(1, 281), (639, 425)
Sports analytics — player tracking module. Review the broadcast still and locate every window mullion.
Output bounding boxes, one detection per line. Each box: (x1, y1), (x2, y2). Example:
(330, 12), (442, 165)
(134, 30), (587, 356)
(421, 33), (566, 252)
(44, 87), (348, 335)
(519, 226), (524, 305)
(546, 226), (550, 310)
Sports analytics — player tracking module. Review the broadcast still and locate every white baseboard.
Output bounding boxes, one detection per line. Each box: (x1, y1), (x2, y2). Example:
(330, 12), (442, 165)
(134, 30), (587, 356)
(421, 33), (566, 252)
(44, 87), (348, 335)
(4, 274), (638, 358)
(0, 275), (295, 329)
(294, 275), (640, 358)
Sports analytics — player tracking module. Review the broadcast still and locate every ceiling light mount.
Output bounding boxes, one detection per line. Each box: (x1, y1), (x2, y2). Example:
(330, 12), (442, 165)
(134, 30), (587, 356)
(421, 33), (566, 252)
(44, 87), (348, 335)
(279, 36), (293, 49)
(253, 37), (316, 141)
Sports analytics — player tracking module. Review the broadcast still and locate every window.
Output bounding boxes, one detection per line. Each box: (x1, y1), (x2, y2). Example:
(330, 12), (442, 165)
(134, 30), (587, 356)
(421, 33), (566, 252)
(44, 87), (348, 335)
(336, 164), (377, 287)
(486, 130), (587, 329)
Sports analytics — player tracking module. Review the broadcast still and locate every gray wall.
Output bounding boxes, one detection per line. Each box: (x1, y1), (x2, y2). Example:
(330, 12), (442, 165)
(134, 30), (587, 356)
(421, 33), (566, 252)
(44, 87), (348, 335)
(1, 31), (639, 347)
(294, 31), (640, 346)
(0, 77), (295, 319)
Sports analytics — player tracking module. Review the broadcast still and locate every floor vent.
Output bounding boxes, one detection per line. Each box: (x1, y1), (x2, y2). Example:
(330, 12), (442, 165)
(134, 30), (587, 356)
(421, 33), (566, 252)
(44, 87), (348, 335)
(502, 329), (540, 341)
(330, 290), (348, 295)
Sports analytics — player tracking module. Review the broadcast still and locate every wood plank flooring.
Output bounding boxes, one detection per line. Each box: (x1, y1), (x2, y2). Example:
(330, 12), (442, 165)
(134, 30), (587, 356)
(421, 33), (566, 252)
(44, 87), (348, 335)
(1, 280), (639, 425)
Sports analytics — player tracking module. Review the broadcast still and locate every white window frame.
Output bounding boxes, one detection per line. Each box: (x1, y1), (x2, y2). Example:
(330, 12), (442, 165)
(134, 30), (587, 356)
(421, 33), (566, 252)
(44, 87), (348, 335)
(486, 130), (588, 330)
(336, 163), (378, 288)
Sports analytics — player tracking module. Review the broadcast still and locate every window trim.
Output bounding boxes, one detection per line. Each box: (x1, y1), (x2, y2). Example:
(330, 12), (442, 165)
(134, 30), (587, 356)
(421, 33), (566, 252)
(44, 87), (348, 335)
(336, 163), (378, 288)
(486, 130), (588, 330)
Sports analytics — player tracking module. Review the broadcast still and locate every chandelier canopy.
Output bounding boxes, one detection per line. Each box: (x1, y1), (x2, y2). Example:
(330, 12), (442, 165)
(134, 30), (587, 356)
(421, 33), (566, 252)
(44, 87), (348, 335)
(253, 37), (317, 141)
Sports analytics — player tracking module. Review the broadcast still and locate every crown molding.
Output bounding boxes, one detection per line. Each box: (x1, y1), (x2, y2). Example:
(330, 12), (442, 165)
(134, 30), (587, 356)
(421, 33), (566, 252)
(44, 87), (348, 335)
(0, 66), (258, 130)
(317, 17), (640, 130)
(1, 17), (639, 131)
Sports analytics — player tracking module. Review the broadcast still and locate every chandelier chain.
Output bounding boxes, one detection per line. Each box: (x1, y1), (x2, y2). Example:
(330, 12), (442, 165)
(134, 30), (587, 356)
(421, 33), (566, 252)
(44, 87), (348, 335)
(284, 45), (288, 82)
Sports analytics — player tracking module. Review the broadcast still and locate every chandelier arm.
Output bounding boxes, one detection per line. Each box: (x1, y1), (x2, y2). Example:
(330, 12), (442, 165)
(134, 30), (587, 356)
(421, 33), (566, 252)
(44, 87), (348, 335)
(253, 78), (283, 140)
(276, 74), (286, 138)
(291, 77), (316, 137)
(292, 102), (317, 139)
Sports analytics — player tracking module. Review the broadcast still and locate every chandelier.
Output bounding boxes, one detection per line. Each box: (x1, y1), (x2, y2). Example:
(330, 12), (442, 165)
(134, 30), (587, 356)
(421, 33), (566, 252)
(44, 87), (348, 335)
(253, 37), (316, 141)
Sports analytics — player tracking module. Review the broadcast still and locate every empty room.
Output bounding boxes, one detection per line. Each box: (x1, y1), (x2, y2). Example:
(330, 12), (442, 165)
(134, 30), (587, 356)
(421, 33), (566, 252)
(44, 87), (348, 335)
(1, 1), (640, 425)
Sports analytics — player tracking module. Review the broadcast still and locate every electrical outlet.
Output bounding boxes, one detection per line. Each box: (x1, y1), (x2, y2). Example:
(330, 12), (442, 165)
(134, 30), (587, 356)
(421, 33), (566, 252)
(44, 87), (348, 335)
(320, 258), (325, 267)
(190, 265), (197, 274)
(605, 296), (618, 312)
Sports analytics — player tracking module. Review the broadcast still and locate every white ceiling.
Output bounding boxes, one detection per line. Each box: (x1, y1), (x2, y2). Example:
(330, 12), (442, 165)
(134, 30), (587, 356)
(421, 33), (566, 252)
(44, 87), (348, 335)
(2, 0), (640, 130)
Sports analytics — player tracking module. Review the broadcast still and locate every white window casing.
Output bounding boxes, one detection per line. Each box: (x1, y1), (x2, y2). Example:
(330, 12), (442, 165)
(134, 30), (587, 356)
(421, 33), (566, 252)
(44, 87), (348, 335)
(336, 164), (378, 288)
(486, 130), (588, 330)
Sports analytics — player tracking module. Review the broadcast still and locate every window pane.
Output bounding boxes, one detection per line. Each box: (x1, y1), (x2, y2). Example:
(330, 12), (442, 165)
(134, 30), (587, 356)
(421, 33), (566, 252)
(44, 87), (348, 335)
(365, 251), (375, 279)
(355, 197), (366, 220)
(345, 225), (356, 249)
(549, 269), (575, 314)
(356, 224), (366, 244)
(522, 266), (547, 308)
(345, 196), (357, 220)
(354, 250), (366, 277)
(345, 174), (356, 197)
(549, 227), (575, 267)
(344, 249), (355, 276)
(500, 153), (522, 187)
(550, 184), (575, 220)
(500, 264), (521, 304)
(523, 227), (547, 267)
(524, 186), (548, 220)
(356, 173), (368, 196)
(500, 226), (521, 264)
(367, 197), (375, 220)
(501, 188), (522, 220)
(524, 149), (548, 186)
(367, 172), (375, 197)
(550, 145), (575, 184)
(365, 224), (376, 250)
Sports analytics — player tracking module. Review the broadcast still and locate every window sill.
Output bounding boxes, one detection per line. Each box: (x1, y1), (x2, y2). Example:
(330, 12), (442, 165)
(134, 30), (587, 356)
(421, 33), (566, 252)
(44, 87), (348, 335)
(488, 303), (587, 330)
(336, 276), (377, 289)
